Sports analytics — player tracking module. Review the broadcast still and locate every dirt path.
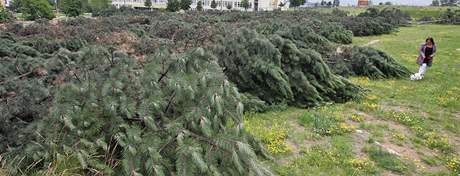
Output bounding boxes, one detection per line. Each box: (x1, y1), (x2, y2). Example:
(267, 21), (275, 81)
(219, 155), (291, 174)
(363, 40), (381, 47)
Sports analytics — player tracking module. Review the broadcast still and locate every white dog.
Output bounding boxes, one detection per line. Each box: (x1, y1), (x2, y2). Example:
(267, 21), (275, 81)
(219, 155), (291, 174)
(410, 73), (423, 80)
(410, 63), (428, 81)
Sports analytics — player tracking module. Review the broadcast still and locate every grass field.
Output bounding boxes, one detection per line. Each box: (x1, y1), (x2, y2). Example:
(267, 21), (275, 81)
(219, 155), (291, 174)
(245, 24), (460, 175)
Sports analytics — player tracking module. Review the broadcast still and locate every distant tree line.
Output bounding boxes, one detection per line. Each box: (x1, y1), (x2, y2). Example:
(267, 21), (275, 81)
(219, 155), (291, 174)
(378, 2), (393, 5)
(431, 0), (459, 6)
(8, 0), (112, 20)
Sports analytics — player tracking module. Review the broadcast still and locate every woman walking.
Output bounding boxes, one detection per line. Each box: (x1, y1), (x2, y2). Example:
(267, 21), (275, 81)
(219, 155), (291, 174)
(411, 37), (437, 80)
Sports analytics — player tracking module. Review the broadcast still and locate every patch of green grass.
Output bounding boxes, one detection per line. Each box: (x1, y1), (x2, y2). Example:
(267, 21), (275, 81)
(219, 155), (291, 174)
(299, 111), (355, 136)
(365, 145), (413, 174)
(420, 154), (442, 166)
(390, 132), (407, 146)
(244, 113), (291, 154)
(397, 6), (460, 20)
(376, 110), (455, 154)
(2, 153), (83, 176)
(274, 136), (378, 176)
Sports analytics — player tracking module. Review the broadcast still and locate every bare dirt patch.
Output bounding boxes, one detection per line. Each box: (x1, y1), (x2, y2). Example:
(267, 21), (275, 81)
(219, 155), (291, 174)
(453, 112), (460, 119)
(286, 120), (322, 154)
(363, 40), (381, 47)
(352, 129), (370, 157)
(380, 103), (411, 113)
(96, 31), (137, 54)
(352, 111), (446, 173)
(381, 171), (400, 176)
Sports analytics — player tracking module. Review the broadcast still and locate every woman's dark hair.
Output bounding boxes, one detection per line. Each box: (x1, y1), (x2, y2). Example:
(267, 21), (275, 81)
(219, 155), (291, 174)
(426, 37), (435, 45)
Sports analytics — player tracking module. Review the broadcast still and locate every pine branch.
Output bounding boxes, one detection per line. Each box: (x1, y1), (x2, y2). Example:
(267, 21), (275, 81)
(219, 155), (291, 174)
(157, 64), (172, 83)
(0, 71), (33, 85)
(163, 91), (176, 113)
(187, 131), (233, 155)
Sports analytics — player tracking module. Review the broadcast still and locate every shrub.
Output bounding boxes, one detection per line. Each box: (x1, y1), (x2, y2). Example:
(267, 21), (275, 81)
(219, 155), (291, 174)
(439, 8), (460, 24)
(167, 0), (181, 12)
(180, 0), (192, 10)
(88, 0), (111, 12)
(20, 0), (55, 20)
(197, 1), (204, 11)
(0, 7), (14, 23)
(60, 0), (84, 17)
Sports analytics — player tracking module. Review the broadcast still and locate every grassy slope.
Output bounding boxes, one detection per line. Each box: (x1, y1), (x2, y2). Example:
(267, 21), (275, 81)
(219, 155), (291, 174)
(245, 24), (460, 175)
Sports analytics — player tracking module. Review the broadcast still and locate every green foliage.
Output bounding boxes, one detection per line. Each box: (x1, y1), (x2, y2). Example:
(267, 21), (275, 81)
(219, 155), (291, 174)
(60, 0), (84, 17)
(289, 0), (305, 7)
(339, 16), (395, 36)
(9, 0), (22, 12)
(331, 8), (348, 17)
(365, 145), (412, 174)
(167, 0), (180, 12)
(315, 21), (353, 44)
(244, 114), (290, 154)
(439, 8), (460, 24)
(88, 0), (111, 12)
(333, 0), (340, 7)
(197, 1), (204, 11)
(299, 112), (355, 136)
(329, 46), (411, 79)
(3, 43), (272, 175)
(0, 10), (415, 175)
(275, 136), (377, 175)
(241, 0), (250, 10)
(144, 0), (152, 8)
(20, 0), (55, 20)
(180, 0), (192, 10)
(432, 0), (440, 6)
(358, 7), (411, 26)
(215, 27), (362, 107)
(0, 7), (14, 23)
(210, 0), (217, 9)
(227, 4), (233, 10)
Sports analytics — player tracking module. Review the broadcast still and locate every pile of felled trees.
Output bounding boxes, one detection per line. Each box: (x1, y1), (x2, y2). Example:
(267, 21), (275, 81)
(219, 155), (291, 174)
(0, 9), (411, 175)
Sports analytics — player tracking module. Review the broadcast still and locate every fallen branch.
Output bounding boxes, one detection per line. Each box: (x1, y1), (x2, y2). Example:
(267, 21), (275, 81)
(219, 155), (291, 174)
(0, 71), (33, 85)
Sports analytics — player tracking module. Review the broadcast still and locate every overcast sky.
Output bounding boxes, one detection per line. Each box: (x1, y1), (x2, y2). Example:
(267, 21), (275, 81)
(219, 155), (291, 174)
(308, 0), (433, 6)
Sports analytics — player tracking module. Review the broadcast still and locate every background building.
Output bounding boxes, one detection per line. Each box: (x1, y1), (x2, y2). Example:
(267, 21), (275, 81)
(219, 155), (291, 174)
(112, 0), (168, 9)
(357, 0), (369, 7)
(4, 0), (11, 7)
(113, 0), (282, 11)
